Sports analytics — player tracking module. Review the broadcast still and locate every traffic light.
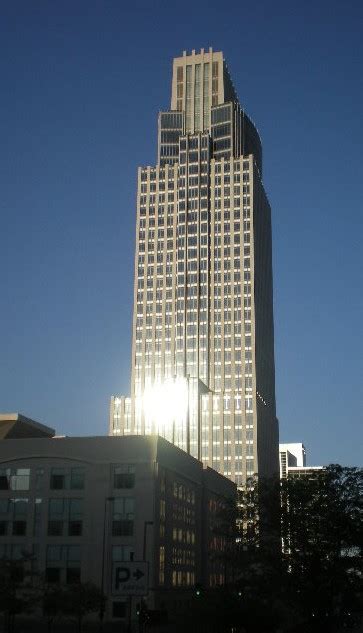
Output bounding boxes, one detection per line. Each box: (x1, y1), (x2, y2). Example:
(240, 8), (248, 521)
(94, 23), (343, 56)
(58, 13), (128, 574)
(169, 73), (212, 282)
(195, 583), (203, 597)
(136, 600), (148, 621)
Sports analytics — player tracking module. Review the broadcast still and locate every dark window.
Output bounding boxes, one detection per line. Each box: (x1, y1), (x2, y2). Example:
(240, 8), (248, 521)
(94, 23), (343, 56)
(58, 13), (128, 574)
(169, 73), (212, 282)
(12, 520), (26, 536)
(212, 123), (231, 139)
(68, 521), (82, 536)
(0, 520), (7, 535)
(48, 520), (63, 536)
(112, 520), (133, 537)
(114, 473), (134, 488)
(161, 131), (180, 144)
(214, 137), (231, 152)
(0, 475), (9, 490)
(0, 499), (8, 514)
(66, 567), (81, 584)
(46, 567), (61, 584)
(160, 112), (183, 129)
(113, 601), (127, 618)
(211, 104), (231, 125)
(10, 565), (24, 583)
(50, 474), (65, 490)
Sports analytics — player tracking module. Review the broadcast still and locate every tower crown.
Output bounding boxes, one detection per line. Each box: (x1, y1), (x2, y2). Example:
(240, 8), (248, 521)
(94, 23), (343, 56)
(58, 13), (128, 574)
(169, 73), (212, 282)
(158, 49), (262, 174)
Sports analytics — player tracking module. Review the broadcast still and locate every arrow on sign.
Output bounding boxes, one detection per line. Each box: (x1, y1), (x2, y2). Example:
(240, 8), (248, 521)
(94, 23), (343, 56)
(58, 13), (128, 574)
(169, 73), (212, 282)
(133, 569), (144, 581)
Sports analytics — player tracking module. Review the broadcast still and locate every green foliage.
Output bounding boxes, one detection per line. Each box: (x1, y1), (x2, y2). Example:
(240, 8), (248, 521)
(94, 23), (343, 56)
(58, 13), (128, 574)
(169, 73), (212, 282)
(0, 552), (41, 633)
(281, 465), (362, 559)
(0, 565), (106, 633)
(57, 582), (106, 632)
(280, 465), (363, 630)
(178, 465), (362, 633)
(237, 474), (281, 548)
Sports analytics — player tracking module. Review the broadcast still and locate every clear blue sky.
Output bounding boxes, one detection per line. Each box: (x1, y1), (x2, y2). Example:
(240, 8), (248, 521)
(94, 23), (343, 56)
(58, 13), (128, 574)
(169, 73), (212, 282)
(1, 0), (362, 466)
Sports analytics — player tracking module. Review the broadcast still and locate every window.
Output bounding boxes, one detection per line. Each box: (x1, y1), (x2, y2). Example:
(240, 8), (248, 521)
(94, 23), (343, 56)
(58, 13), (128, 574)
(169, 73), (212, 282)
(46, 545), (61, 561)
(11, 498), (28, 514)
(0, 468), (30, 491)
(112, 521), (133, 537)
(0, 544), (24, 562)
(48, 499), (83, 537)
(112, 498), (134, 537)
(66, 567), (81, 584)
(113, 465), (135, 489)
(46, 545), (81, 584)
(112, 545), (134, 562)
(45, 567), (60, 583)
(50, 469), (67, 490)
(0, 469), (11, 489)
(113, 601), (127, 618)
(48, 520), (63, 536)
(69, 499), (83, 536)
(67, 545), (81, 562)
(49, 498), (64, 515)
(12, 520), (26, 536)
(246, 460), (255, 476)
(13, 469), (30, 491)
(50, 468), (85, 490)
(11, 498), (28, 536)
(68, 520), (82, 536)
(48, 498), (64, 536)
(70, 468), (85, 490)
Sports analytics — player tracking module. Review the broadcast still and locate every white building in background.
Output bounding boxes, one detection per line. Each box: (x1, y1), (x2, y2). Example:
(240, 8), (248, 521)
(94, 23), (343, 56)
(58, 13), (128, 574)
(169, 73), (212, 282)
(279, 442), (323, 479)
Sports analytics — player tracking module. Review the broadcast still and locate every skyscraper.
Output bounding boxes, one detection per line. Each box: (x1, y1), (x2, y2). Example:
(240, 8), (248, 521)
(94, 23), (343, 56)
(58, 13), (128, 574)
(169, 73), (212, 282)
(110, 48), (279, 486)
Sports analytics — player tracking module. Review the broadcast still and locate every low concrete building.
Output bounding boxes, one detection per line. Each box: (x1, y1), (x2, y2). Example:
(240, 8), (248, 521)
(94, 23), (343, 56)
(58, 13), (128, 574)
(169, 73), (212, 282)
(0, 414), (236, 626)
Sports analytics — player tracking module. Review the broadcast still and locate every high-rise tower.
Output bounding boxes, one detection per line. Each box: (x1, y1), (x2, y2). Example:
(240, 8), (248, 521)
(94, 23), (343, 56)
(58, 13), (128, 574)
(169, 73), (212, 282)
(110, 48), (279, 486)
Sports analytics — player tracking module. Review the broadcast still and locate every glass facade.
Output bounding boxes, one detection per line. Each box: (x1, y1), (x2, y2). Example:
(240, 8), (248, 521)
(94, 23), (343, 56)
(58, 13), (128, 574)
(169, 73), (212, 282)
(111, 50), (278, 486)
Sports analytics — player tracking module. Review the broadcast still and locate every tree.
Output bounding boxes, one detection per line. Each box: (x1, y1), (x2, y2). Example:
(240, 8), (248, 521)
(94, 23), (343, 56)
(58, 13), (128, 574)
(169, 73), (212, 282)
(42, 584), (66, 633)
(0, 551), (40, 633)
(179, 466), (362, 633)
(176, 478), (284, 633)
(59, 581), (106, 633)
(280, 465), (363, 631)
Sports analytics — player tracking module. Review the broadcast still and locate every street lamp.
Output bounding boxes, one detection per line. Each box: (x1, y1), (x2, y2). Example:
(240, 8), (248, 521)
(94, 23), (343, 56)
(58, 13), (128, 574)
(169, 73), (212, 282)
(99, 496), (114, 632)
